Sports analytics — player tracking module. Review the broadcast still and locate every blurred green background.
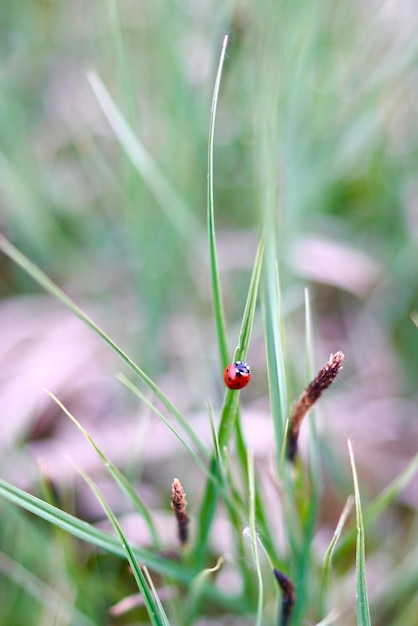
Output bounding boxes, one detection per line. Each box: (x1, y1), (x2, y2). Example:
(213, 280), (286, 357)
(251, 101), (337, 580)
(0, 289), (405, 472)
(0, 1), (417, 624)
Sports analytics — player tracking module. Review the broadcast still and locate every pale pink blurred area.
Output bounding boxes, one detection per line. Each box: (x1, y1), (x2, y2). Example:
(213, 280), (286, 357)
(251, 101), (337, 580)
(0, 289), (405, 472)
(290, 235), (382, 297)
(0, 295), (120, 483)
(0, 292), (214, 527)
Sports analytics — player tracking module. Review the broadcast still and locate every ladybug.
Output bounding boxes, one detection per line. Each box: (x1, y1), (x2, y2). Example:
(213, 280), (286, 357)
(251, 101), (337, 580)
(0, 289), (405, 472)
(224, 361), (251, 390)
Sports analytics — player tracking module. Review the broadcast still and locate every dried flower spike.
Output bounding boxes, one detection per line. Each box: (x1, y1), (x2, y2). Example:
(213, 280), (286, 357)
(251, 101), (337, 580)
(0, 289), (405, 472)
(171, 478), (189, 546)
(273, 569), (296, 626)
(288, 351), (344, 462)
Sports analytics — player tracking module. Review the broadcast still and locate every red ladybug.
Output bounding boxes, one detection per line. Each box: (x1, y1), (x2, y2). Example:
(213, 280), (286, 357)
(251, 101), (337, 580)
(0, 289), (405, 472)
(224, 361), (251, 390)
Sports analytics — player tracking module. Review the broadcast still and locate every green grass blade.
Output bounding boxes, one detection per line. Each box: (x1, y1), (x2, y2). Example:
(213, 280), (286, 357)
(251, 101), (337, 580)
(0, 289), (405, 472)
(0, 478), (191, 583)
(364, 449), (418, 523)
(74, 464), (168, 626)
(195, 36), (264, 571)
(0, 479), (249, 614)
(194, 236), (264, 568)
(263, 251), (288, 462)
(208, 402), (226, 488)
(184, 556), (225, 625)
(0, 234), (204, 455)
(320, 495), (354, 615)
(218, 236), (264, 449)
(247, 451), (264, 626)
(88, 72), (202, 248)
(263, 292), (285, 455)
(207, 34), (230, 367)
(348, 440), (371, 626)
(232, 235), (265, 364)
(45, 389), (161, 549)
(143, 566), (171, 626)
(118, 374), (211, 477)
(335, 450), (418, 558)
(257, 71), (288, 457)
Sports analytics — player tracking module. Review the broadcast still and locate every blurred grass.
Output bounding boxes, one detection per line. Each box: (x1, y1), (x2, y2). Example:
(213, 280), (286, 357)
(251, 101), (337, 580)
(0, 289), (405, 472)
(1, 1), (418, 625)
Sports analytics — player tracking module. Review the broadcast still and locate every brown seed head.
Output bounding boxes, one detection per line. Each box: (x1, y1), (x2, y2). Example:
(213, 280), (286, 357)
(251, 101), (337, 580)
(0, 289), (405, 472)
(171, 478), (189, 546)
(288, 351), (344, 461)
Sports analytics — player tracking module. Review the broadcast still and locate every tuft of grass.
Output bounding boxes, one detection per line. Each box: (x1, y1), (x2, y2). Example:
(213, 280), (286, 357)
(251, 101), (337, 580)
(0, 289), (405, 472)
(1, 5), (417, 624)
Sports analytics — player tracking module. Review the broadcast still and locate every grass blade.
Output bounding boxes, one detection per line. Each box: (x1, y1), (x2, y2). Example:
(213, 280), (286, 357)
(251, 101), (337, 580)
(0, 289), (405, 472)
(184, 556), (225, 625)
(247, 451), (264, 626)
(207, 34), (230, 367)
(45, 389), (161, 548)
(194, 236), (264, 567)
(88, 72), (202, 247)
(0, 479), (248, 614)
(320, 495), (354, 615)
(348, 440), (371, 626)
(218, 235), (264, 449)
(195, 31), (264, 568)
(74, 463), (168, 626)
(0, 234), (205, 457)
(143, 566), (171, 626)
(0, 478), (190, 582)
(263, 251), (288, 462)
(118, 374), (211, 477)
(335, 449), (418, 558)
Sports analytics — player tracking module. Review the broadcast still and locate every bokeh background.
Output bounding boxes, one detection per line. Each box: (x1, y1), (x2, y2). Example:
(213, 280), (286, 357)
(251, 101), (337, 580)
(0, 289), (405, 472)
(0, 1), (417, 624)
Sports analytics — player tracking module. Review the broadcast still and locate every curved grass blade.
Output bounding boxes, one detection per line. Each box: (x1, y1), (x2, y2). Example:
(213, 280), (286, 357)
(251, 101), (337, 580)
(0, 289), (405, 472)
(0, 478), (250, 614)
(319, 495), (354, 616)
(45, 389), (160, 549)
(207, 34), (230, 367)
(183, 556), (225, 625)
(195, 31), (264, 569)
(348, 440), (371, 626)
(0, 478), (190, 582)
(118, 374), (211, 476)
(206, 32), (261, 535)
(0, 234), (206, 458)
(143, 566), (170, 626)
(335, 449), (418, 558)
(74, 463), (168, 626)
(88, 73), (203, 249)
